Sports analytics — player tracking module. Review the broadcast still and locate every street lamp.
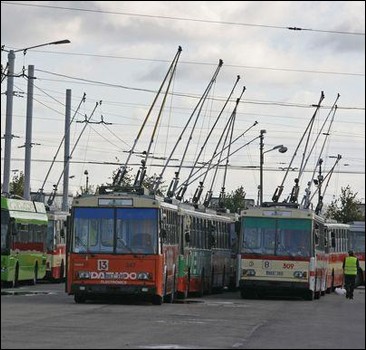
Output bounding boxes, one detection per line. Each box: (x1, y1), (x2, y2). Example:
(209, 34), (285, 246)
(2, 39), (70, 195)
(259, 129), (287, 206)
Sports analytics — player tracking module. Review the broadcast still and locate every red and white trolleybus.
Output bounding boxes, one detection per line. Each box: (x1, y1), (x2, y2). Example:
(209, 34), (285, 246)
(66, 187), (237, 304)
(238, 203), (327, 300)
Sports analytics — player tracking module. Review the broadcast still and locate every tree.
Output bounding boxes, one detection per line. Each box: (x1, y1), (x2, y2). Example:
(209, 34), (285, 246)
(325, 185), (364, 223)
(9, 171), (25, 197)
(223, 186), (247, 213)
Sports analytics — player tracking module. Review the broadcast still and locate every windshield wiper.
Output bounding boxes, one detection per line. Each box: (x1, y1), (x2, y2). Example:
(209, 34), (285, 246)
(116, 236), (137, 255)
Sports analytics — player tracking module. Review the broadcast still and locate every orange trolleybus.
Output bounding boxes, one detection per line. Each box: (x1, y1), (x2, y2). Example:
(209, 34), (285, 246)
(66, 188), (237, 304)
(238, 204), (327, 300)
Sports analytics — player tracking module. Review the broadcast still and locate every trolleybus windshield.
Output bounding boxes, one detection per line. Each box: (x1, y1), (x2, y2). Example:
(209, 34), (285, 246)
(242, 217), (311, 257)
(73, 207), (158, 254)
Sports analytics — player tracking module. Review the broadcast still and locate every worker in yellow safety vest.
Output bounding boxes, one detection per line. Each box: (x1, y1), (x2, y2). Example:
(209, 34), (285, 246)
(342, 250), (360, 300)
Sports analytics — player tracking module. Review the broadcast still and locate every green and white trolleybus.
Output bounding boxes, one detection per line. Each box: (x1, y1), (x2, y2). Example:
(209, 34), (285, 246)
(1, 196), (48, 287)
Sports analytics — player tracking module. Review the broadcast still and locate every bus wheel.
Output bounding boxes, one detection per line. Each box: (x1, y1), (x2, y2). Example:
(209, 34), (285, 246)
(32, 264), (38, 285)
(152, 295), (163, 305)
(12, 264), (19, 288)
(304, 290), (314, 301)
(240, 289), (255, 299)
(74, 294), (86, 303)
(240, 289), (248, 299)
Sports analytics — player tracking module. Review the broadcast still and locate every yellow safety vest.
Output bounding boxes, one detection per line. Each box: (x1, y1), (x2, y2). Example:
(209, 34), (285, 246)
(344, 256), (358, 275)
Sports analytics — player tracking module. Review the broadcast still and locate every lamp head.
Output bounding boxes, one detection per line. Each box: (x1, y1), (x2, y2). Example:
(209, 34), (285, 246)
(278, 146), (288, 153)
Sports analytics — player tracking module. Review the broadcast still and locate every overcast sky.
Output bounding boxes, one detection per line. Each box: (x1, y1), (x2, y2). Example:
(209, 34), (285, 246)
(1, 1), (365, 207)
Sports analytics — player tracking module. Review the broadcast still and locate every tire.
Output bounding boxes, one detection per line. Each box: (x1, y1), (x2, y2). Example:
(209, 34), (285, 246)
(152, 295), (163, 305)
(74, 294), (86, 303)
(12, 264), (19, 288)
(31, 264), (38, 285)
(304, 290), (314, 301)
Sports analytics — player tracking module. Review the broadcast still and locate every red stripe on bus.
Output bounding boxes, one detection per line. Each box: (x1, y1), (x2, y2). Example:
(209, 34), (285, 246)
(242, 254), (310, 262)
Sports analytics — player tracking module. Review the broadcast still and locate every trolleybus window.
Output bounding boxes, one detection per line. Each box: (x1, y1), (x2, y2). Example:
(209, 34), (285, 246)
(73, 207), (158, 254)
(242, 217), (311, 257)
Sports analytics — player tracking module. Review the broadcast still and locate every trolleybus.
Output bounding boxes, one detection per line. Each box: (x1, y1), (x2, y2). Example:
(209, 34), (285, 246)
(45, 210), (69, 280)
(176, 204), (237, 297)
(66, 188), (237, 304)
(323, 221), (350, 294)
(1, 196), (48, 287)
(238, 204), (326, 300)
(348, 221), (365, 286)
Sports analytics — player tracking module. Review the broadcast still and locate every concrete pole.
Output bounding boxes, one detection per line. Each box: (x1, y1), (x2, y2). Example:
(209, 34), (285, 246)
(259, 129), (266, 207)
(2, 50), (15, 194)
(23, 65), (35, 200)
(62, 89), (71, 211)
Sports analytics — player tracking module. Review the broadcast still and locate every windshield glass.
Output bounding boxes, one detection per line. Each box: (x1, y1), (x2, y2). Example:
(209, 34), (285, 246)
(241, 217), (311, 257)
(73, 207), (158, 254)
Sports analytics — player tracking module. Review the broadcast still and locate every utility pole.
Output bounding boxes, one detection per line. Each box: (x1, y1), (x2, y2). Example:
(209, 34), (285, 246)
(23, 65), (35, 200)
(259, 129), (266, 206)
(2, 40), (70, 196)
(62, 89), (71, 211)
(2, 50), (15, 195)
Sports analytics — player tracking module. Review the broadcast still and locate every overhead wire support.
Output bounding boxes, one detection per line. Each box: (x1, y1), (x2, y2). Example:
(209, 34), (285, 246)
(47, 100), (101, 206)
(35, 92), (86, 201)
(112, 45), (183, 187)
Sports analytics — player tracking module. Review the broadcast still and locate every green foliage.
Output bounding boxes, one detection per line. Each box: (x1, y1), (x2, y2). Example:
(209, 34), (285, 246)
(223, 186), (247, 213)
(143, 173), (166, 197)
(325, 185), (364, 223)
(9, 171), (24, 197)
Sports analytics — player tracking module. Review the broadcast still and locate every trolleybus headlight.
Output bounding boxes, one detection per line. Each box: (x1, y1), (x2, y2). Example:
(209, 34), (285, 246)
(136, 272), (152, 280)
(78, 271), (91, 279)
(243, 269), (256, 277)
(293, 271), (307, 279)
